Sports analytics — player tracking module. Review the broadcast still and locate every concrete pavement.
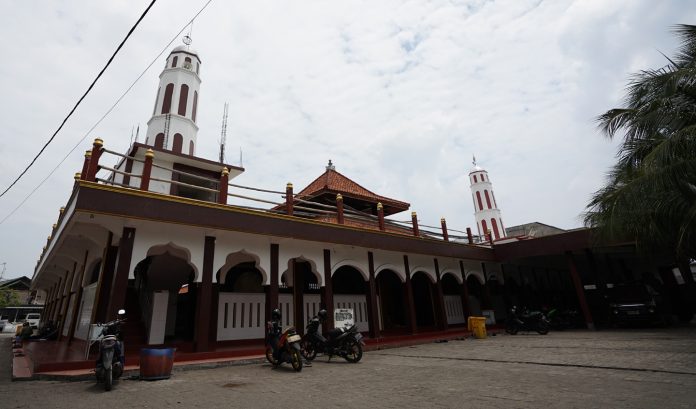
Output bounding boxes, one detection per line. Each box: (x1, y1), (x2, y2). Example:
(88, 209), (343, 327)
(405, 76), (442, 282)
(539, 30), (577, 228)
(2, 328), (696, 408)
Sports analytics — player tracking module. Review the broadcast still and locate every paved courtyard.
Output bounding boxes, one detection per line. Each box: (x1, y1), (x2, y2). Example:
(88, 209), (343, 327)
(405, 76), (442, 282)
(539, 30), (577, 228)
(2, 327), (696, 408)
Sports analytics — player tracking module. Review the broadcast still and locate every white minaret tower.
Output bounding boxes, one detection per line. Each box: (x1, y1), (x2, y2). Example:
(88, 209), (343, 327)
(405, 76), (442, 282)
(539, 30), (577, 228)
(469, 156), (506, 241)
(145, 37), (202, 156)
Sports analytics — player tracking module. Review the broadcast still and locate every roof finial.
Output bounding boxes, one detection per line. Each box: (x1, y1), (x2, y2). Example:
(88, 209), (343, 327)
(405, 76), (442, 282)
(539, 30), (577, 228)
(472, 155), (477, 167)
(183, 21), (193, 48)
(326, 159), (335, 171)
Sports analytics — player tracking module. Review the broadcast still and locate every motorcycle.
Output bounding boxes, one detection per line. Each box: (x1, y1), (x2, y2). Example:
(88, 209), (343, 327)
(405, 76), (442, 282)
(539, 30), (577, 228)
(547, 307), (580, 330)
(265, 323), (303, 372)
(506, 306), (549, 335)
(301, 317), (365, 363)
(95, 309), (126, 391)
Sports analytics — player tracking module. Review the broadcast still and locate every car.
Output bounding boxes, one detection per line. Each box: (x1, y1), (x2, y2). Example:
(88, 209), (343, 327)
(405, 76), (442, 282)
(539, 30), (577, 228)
(608, 284), (668, 326)
(24, 313), (41, 329)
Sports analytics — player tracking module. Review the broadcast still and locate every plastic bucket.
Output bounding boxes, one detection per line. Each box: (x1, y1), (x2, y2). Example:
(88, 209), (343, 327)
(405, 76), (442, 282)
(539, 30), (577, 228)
(468, 316), (487, 339)
(140, 348), (176, 380)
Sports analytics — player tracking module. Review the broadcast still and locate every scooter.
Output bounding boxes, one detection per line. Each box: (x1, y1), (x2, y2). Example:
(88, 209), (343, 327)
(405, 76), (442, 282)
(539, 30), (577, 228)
(95, 309), (126, 391)
(506, 306), (549, 335)
(301, 317), (365, 363)
(265, 323), (303, 372)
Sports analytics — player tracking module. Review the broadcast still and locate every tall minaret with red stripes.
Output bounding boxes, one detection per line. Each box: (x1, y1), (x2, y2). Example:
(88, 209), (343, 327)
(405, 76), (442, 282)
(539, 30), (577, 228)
(469, 156), (506, 241)
(145, 37), (202, 155)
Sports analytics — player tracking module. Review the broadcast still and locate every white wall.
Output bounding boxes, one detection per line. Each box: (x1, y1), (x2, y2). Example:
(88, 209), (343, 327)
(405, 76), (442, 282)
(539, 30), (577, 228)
(74, 283), (97, 340)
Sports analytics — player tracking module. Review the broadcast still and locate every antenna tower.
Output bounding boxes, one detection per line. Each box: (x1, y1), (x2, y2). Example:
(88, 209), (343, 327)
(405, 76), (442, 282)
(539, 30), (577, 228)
(219, 102), (228, 163)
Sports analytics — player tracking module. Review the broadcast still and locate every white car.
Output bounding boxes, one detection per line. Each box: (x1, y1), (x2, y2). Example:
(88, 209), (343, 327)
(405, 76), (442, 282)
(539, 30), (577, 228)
(24, 313), (41, 329)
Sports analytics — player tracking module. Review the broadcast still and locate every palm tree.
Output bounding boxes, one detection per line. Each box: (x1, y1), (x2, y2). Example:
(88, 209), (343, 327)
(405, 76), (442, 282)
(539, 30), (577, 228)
(585, 25), (696, 272)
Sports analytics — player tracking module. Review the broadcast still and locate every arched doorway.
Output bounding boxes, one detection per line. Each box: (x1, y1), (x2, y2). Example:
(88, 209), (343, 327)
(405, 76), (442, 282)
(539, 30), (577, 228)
(280, 259), (321, 333)
(503, 274), (521, 312)
(467, 275), (484, 316)
(376, 269), (405, 332)
(133, 249), (196, 345)
(332, 265), (369, 332)
(441, 273), (465, 325)
(486, 278), (506, 322)
(216, 261), (265, 341)
(411, 272), (436, 328)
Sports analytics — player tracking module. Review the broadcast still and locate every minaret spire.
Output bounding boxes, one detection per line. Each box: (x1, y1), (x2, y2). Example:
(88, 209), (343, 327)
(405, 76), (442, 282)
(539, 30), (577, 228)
(144, 36), (202, 155)
(469, 159), (506, 242)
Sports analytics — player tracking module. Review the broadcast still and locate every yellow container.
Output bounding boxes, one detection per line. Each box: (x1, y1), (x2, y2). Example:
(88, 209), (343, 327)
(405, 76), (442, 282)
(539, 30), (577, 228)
(468, 316), (487, 339)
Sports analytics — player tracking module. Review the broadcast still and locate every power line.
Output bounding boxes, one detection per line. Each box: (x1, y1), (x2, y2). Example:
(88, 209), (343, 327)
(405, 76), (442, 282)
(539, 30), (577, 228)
(0, 0), (215, 226)
(0, 0), (157, 199)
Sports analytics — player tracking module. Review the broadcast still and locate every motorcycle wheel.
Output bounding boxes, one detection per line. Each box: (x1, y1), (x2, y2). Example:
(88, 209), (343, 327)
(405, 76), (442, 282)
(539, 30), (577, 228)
(104, 367), (112, 391)
(505, 324), (518, 335)
(290, 349), (303, 372)
(344, 339), (363, 363)
(301, 340), (317, 361)
(265, 347), (279, 366)
(537, 321), (549, 335)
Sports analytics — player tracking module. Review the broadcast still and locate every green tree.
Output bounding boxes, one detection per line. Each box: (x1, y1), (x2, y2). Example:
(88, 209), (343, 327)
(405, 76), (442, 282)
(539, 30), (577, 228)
(585, 24), (696, 264)
(0, 288), (21, 308)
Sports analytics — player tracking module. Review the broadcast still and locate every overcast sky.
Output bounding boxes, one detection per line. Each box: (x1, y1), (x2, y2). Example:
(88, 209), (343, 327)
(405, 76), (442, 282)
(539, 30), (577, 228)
(0, 0), (693, 280)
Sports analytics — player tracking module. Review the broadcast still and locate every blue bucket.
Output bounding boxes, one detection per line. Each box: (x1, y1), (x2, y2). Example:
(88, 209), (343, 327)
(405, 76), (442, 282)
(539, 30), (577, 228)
(140, 348), (176, 380)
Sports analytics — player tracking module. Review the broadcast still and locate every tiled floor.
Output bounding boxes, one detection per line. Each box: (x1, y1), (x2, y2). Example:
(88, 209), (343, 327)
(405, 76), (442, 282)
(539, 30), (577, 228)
(16, 326), (479, 379)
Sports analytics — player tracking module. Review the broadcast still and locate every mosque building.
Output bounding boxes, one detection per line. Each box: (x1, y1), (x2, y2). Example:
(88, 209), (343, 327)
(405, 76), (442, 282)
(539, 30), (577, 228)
(27, 41), (693, 370)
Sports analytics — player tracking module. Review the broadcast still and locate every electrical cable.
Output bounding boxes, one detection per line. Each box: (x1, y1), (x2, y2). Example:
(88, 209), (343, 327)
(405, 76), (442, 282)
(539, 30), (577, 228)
(0, 0), (158, 199)
(0, 0), (215, 226)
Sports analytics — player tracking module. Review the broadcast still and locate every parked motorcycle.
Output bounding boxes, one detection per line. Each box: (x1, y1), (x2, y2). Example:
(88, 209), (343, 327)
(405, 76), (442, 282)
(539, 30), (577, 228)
(265, 322), (303, 372)
(547, 307), (580, 330)
(506, 306), (549, 335)
(95, 309), (126, 391)
(301, 310), (365, 363)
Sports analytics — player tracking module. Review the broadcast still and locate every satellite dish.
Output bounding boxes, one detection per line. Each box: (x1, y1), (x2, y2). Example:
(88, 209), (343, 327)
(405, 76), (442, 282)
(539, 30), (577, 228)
(183, 35), (192, 46)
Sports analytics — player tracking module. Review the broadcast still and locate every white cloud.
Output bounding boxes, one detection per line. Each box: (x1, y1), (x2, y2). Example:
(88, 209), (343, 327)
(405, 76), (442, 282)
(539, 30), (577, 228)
(0, 0), (694, 278)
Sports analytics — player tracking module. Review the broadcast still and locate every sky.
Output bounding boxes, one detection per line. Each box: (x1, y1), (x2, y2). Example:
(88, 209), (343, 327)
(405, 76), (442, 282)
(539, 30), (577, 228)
(0, 0), (694, 280)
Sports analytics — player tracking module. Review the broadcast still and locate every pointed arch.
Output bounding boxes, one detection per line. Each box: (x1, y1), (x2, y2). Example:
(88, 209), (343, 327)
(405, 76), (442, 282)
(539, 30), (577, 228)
(173, 133), (183, 153)
(476, 191), (483, 211)
(375, 263), (405, 282)
(332, 260), (368, 281)
(484, 190), (492, 209)
(142, 241), (199, 282)
(216, 250), (268, 286)
(282, 256), (322, 287)
(154, 133), (164, 149)
(491, 218), (500, 240)
(178, 84), (189, 116)
(192, 91), (198, 122)
(441, 271), (463, 284)
(161, 83), (174, 114)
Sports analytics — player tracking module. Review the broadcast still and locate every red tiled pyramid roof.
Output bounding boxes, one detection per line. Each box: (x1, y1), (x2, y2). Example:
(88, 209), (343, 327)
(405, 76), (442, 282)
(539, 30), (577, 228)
(296, 168), (409, 214)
